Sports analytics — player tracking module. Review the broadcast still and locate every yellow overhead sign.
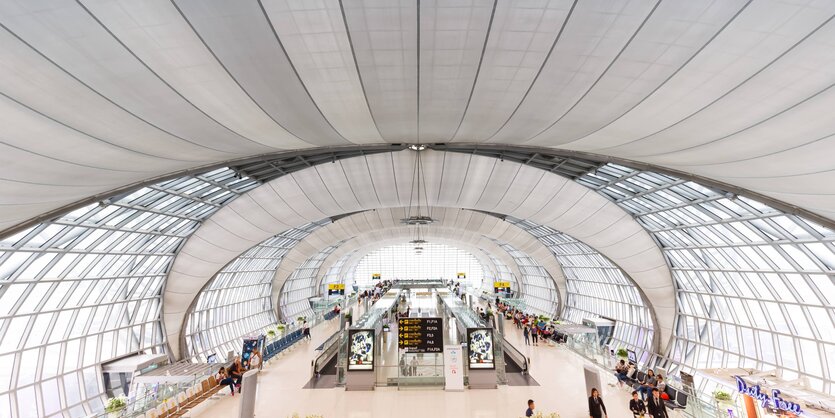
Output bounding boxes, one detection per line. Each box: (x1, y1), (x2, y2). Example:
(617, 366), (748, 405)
(327, 284), (345, 290)
(493, 281), (511, 288)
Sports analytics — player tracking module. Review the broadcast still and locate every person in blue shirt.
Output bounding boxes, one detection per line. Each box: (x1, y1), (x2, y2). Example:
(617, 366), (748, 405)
(525, 399), (535, 417)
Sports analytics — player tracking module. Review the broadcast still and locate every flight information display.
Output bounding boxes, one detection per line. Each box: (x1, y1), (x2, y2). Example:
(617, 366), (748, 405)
(397, 317), (443, 353)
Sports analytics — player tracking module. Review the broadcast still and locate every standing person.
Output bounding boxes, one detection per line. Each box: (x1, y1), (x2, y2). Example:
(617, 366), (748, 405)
(409, 356), (418, 376)
(588, 388), (608, 418)
(629, 391), (646, 417)
(302, 320), (311, 340)
(647, 388), (668, 418)
(399, 356), (409, 376)
(531, 325), (539, 346)
(523, 326), (530, 345)
(249, 348), (261, 371)
(216, 367), (235, 396)
(525, 399), (535, 417)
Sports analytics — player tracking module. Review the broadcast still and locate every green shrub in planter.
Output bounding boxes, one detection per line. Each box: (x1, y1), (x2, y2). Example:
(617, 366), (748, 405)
(267, 329), (276, 339)
(616, 348), (629, 358)
(713, 390), (732, 401)
(105, 396), (127, 413)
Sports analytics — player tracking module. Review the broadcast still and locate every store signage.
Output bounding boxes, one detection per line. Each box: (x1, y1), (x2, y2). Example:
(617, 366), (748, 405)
(327, 283), (345, 295)
(734, 376), (802, 415)
(493, 281), (511, 293)
(398, 317), (443, 353)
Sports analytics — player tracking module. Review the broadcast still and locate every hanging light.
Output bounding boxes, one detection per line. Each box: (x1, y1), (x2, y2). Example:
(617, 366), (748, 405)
(401, 144), (436, 226)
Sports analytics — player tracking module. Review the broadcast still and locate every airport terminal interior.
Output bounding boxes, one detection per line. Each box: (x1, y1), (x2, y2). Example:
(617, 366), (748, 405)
(1, 1), (835, 417)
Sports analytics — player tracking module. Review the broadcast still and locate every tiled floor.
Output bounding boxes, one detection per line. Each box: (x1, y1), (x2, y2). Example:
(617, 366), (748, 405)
(195, 305), (636, 418)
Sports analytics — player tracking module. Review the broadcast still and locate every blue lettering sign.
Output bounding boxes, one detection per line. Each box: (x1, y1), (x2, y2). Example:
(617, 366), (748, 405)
(734, 376), (802, 415)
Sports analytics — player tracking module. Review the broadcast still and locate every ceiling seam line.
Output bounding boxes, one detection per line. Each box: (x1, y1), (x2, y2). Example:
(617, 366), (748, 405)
(555, 0), (755, 147)
(77, 0), (277, 151)
(336, 0), (386, 141)
(168, 0), (323, 147)
(481, 0), (579, 142)
(522, 0), (664, 143)
(0, 22), (243, 156)
(448, 0), (498, 142)
(255, 0), (352, 144)
(593, 10), (835, 153)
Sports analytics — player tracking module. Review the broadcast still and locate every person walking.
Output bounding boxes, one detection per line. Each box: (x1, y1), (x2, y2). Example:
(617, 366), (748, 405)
(647, 388), (669, 418)
(525, 399), (535, 417)
(302, 320), (311, 340)
(523, 326), (530, 345)
(531, 325), (539, 346)
(588, 388), (608, 418)
(629, 391), (646, 417)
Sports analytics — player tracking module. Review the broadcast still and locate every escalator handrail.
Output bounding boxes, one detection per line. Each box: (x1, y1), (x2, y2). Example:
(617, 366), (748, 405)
(501, 335), (528, 373)
(312, 330), (342, 374)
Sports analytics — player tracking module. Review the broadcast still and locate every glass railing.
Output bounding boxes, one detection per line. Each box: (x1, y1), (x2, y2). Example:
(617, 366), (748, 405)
(93, 364), (218, 418)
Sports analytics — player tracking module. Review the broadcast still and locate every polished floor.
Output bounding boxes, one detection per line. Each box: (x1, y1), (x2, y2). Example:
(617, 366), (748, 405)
(195, 302), (637, 418)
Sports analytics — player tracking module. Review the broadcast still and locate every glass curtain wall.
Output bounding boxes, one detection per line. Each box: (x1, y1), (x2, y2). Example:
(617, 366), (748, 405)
(504, 217), (655, 356)
(320, 251), (356, 297)
(183, 220), (329, 361)
(351, 243), (485, 288)
(577, 164), (835, 395)
(493, 242), (559, 318)
(0, 168), (256, 417)
(278, 241), (347, 322)
(479, 250), (519, 295)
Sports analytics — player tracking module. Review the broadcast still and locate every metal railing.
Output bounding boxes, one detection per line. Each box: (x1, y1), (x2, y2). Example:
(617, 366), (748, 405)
(311, 330), (343, 377)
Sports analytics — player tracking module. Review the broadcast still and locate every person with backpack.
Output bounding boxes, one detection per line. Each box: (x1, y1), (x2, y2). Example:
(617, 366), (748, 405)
(523, 326), (530, 345)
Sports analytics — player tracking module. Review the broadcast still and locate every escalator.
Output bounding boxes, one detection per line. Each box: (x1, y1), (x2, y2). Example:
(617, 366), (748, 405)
(303, 331), (342, 389)
(501, 336), (539, 386)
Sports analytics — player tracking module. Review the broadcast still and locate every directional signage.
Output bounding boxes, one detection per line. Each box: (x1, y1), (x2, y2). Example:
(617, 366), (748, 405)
(397, 317), (443, 353)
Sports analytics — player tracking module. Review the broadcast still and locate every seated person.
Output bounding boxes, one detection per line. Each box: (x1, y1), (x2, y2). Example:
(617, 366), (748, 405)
(655, 375), (667, 397)
(614, 360), (629, 386)
(216, 367), (235, 396)
(228, 357), (243, 392)
(637, 369), (656, 401)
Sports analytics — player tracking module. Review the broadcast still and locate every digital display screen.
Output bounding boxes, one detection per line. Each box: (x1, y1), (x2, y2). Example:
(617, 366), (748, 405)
(348, 329), (375, 371)
(627, 349), (637, 363)
(467, 328), (495, 370)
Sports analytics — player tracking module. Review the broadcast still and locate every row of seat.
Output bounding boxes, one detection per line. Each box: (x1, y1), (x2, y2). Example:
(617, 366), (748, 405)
(263, 329), (304, 362)
(142, 375), (224, 418)
(323, 310), (339, 321)
(626, 370), (689, 411)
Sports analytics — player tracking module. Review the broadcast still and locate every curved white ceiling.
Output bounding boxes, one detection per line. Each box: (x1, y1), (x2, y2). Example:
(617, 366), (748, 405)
(267, 207), (567, 312)
(3, 0), (835, 235)
(162, 150), (673, 357)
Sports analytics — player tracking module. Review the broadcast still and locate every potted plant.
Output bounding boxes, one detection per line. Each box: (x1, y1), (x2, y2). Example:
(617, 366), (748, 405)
(267, 329), (276, 339)
(616, 348), (629, 359)
(714, 390), (734, 406)
(105, 396), (126, 417)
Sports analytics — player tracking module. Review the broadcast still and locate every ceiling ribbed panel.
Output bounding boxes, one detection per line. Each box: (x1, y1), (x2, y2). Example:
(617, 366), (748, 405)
(3, 0), (835, 234)
(163, 150), (672, 357)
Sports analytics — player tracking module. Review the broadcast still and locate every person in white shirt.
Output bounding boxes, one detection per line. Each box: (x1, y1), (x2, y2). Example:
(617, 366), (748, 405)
(250, 348), (262, 371)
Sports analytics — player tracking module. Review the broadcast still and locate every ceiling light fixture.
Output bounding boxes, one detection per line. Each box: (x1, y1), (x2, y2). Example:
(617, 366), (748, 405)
(403, 143), (435, 246)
